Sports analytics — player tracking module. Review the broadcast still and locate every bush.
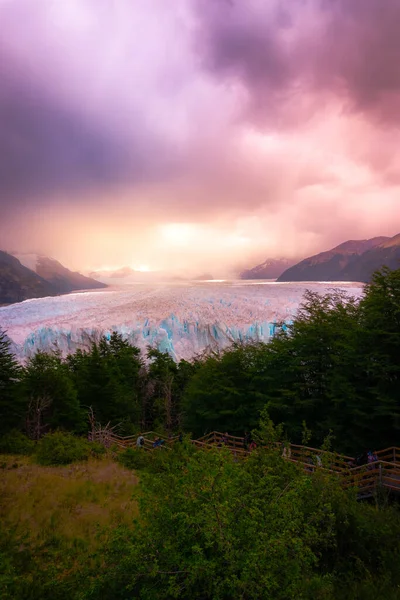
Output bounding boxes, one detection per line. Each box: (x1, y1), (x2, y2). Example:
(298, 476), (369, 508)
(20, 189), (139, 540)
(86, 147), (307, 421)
(118, 447), (150, 471)
(35, 432), (91, 466)
(0, 430), (35, 455)
(89, 441), (107, 457)
(119, 446), (175, 473)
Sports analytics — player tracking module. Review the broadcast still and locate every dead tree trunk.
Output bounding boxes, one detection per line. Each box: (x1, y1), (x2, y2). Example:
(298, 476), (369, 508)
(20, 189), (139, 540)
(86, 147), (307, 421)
(26, 395), (52, 440)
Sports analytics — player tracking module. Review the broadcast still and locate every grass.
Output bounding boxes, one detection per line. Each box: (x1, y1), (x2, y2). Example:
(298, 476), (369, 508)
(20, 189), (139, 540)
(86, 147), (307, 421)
(0, 454), (138, 599)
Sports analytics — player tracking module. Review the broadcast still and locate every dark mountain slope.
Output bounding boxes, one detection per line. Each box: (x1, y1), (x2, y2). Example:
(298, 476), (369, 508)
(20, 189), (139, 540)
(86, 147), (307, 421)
(240, 258), (297, 280)
(0, 251), (56, 304)
(14, 254), (106, 294)
(343, 234), (400, 282)
(278, 236), (393, 282)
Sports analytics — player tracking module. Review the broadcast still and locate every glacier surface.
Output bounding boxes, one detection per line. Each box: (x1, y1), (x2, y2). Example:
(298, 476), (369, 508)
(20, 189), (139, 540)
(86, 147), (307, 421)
(0, 281), (363, 361)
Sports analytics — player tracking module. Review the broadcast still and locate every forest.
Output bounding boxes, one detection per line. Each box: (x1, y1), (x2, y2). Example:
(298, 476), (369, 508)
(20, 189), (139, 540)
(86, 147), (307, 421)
(1, 267), (400, 599)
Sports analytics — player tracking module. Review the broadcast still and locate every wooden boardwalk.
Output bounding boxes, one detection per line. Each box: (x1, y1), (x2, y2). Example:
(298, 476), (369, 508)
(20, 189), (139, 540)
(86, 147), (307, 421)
(93, 429), (400, 498)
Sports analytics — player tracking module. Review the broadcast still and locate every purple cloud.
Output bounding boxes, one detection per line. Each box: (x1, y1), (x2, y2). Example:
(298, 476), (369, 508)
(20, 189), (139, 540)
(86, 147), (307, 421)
(194, 0), (400, 126)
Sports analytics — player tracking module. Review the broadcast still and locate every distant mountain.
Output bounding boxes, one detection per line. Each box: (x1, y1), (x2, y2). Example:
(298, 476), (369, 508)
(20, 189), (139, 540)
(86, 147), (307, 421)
(89, 267), (181, 284)
(108, 267), (135, 279)
(14, 253), (106, 294)
(89, 266), (135, 279)
(240, 258), (297, 280)
(0, 251), (56, 304)
(194, 273), (214, 281)
(278, 235), (400, 282)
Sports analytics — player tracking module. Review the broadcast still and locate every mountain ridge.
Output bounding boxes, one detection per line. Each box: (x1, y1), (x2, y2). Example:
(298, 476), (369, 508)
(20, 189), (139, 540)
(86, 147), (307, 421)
(1, 252), (106, 305)
(278, 235), (400, 282)
(0, 251), (56, 305)
(240, 258), (297, 280)
(13, 253), (106, 294)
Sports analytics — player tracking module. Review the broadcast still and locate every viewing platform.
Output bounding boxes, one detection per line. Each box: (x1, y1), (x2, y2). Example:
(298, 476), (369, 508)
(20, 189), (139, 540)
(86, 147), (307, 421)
(92, 429), (400, 498)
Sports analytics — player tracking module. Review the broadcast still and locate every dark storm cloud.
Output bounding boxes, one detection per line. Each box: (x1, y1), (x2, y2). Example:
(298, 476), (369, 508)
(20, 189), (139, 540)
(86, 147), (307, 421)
(0, 55), (181, 209)
(321, 0), (400, 122)
(195, 0), (400, 126)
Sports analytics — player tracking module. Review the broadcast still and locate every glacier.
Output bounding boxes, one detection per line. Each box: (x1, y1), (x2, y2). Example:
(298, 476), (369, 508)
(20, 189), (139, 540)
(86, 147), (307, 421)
(0, 281), (363, 362)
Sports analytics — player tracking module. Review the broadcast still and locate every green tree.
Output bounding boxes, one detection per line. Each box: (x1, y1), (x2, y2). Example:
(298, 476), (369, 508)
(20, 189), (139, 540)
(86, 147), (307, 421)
(145, 349), (200, 432)
(265, 291), (364, 451)
(21, 351), (84, 434)
(183, 343), (270, 436)
(357, 267), (400, 448)
(146, 348), (178, 432)
(0, 330), (23, 434)
(67, 333), (143, 432)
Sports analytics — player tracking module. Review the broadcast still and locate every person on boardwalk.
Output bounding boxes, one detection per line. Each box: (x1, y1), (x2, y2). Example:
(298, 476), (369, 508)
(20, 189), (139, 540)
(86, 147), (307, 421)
(306, 456), (314, 473)
(367, 450), (378, 469)
(136, 434), (144, 448)
(314, 454), (322, 467)
(243, 431), (251, 451)
(356, 450), (368, 466)
(282, 443), (291, 459)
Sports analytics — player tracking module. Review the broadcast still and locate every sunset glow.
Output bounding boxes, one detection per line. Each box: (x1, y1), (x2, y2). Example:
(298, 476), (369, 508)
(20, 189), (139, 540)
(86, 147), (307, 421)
(160, 224), (196, 247)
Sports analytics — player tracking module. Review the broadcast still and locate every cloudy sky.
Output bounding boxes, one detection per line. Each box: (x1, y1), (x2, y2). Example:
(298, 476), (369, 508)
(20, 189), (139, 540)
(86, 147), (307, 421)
(1, 0), (400, 275)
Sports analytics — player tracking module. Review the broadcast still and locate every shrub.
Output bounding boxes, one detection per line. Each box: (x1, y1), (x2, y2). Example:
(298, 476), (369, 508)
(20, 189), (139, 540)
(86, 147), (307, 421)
(118, 446), (170, 473)
(119, 442), (195, 474)
(118, 447), (150, 471)
(35, 431), (91, 466)
(0, 430), (35, 455)
(89, 441), (107, 457)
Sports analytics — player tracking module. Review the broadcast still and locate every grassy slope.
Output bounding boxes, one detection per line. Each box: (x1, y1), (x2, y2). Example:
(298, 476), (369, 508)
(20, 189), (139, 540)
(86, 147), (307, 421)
(0, 455), (138, 599)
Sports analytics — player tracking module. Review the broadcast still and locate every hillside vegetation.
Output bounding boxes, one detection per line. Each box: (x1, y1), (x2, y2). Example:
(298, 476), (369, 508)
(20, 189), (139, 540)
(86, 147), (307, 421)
(1, 437), (400, 599)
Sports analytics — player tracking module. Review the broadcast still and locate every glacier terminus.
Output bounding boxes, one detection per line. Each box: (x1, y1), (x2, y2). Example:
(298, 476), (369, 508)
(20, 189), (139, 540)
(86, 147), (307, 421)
(0, 281), (363, 362)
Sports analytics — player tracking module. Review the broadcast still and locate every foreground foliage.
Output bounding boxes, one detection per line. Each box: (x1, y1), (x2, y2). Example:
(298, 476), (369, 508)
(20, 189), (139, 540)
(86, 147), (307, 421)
(90, 443), (400, 600)
(1, 440), (400, 599)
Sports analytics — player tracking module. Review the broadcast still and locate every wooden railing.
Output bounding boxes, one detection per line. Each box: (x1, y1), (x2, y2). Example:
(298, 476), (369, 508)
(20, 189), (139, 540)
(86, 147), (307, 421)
(92, 429), (400, 496)
(342, 460), (400, 496)
(376, 447), (400, 463)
